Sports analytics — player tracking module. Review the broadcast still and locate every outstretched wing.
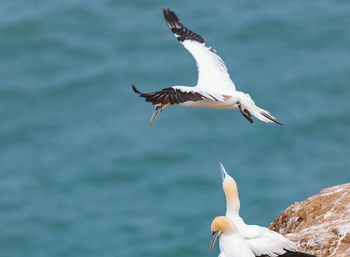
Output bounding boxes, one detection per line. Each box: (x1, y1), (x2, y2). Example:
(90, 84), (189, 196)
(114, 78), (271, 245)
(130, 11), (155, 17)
(163, 8), (236, 95)
(132, 85), (221, 106)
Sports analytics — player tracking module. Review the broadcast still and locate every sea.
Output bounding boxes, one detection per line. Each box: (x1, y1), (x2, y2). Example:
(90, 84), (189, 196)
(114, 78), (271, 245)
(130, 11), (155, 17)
(0, 0), (349, 257)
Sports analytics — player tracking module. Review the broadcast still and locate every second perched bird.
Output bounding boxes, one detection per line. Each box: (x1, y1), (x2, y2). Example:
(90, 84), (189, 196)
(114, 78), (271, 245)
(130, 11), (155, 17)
(132, 8), (283, 126)
(210, 216), (255, 257)
(217, 163), (316, 257)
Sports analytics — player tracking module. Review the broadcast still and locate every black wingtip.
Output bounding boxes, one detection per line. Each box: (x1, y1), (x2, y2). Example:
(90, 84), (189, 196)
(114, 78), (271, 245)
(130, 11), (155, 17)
(163, 8), (170, 27)
(162, 8), (170, 13)
(131, 84), (142, 95)
(163, 8), (179, 27)
(163, 8), (173, 16)
(163, 8), (172, 21)
(162, 8), (205, 44)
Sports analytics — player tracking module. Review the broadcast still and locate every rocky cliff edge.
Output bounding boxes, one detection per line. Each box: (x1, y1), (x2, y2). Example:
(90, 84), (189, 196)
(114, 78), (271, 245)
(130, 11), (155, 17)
(269, 183), (350, 257)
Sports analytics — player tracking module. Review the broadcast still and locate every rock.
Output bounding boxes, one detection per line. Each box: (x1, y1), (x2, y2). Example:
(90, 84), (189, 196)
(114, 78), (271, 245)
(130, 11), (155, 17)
(269, 183), (350, 257)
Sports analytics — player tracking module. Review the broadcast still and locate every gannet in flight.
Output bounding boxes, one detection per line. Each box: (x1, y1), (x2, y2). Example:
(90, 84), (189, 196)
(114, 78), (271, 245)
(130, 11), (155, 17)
(218, 162), (316, 257)
(132, 8), (283, 126)
(210, 216), (255, 257)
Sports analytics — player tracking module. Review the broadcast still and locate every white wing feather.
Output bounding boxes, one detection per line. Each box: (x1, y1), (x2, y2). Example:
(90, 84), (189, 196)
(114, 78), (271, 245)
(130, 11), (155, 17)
(230, 215), (296, 256)
(244, 226), (296, 257)
(181, 41), (236, 95)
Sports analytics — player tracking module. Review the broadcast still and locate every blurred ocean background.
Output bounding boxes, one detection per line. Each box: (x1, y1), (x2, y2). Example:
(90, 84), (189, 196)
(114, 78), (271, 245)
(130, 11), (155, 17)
(1, 0), (349, 256)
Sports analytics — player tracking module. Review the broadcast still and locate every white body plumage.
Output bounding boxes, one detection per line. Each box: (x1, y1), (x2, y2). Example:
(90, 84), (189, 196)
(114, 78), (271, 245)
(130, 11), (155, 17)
(219, 230), (255, 257)
(210, 216), (255, 257)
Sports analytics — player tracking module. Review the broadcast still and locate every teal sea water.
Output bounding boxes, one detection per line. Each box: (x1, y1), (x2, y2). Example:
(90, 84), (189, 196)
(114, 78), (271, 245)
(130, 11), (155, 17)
(1, 1), (350, 256)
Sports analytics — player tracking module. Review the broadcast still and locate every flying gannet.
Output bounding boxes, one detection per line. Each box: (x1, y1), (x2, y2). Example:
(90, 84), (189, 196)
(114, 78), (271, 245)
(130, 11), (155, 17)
(210, 216), (255, 257)
(132, 8), (283, 126)
(218, 162), (316, 257)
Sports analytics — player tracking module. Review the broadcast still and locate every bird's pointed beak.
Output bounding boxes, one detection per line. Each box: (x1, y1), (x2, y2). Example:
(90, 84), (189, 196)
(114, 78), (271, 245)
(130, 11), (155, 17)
(219, 162), (228, 182)
(209, 231), (220, 251)
(150, 105), (163, 125)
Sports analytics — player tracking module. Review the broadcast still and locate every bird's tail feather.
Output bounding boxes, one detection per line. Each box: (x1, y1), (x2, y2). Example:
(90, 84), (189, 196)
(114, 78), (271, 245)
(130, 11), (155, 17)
(239, 93), (283, 126)
(278, 250), (317, 257)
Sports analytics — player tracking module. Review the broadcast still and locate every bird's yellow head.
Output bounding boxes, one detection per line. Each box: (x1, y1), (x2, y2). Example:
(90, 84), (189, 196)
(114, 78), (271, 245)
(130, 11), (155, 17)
(219, 162), (240, 208)
(209, 216), (233, 251)
(211, 216), (232, 234)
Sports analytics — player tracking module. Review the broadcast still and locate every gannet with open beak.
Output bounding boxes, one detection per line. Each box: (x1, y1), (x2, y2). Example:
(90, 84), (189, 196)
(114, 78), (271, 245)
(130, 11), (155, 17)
(218, 163), (316, 257)
(210, 216), (255, 257)
(132, 8), (283, 126)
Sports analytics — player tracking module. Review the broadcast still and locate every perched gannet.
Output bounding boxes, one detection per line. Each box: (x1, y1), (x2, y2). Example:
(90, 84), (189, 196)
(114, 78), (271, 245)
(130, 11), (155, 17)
(218, 163), (316, 257)
(132, 8), (283, 126)
(210, 216), (255, 257)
